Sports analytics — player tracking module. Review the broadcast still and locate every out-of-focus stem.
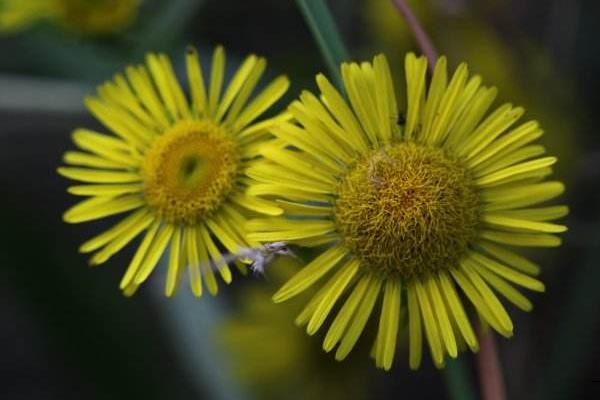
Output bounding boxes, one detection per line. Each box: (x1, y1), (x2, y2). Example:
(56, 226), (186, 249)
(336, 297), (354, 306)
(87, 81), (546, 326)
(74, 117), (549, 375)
(477, 328), (507, 400)
(390, 0), (438, 71)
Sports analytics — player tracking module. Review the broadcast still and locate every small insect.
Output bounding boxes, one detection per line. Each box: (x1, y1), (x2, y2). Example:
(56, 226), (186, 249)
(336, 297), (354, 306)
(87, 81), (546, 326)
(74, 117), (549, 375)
(200, 241), (296, 276)
(397, 111), (406, 126)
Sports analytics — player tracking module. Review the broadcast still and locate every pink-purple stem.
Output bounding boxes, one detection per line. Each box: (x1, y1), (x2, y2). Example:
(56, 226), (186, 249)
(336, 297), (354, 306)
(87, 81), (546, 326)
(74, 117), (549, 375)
(477, 327), (507, 400)
(391, 0), (438, 72)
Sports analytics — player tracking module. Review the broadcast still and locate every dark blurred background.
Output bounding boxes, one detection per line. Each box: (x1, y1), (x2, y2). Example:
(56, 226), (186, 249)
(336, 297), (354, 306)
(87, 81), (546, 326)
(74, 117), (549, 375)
(1, 0), (599, 399)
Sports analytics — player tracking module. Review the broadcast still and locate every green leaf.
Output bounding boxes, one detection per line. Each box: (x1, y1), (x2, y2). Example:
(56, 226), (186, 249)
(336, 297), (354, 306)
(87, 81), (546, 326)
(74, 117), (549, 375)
(295, 0), (349, 90)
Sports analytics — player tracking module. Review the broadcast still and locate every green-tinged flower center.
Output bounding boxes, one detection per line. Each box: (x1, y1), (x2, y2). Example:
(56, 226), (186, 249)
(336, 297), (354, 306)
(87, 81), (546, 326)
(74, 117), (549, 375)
(142, 120), (239, 224)
(333, 141), (480, 279)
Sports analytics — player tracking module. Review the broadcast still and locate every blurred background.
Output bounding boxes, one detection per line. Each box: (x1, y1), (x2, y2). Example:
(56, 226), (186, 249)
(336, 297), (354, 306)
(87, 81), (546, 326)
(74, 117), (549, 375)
(1, 0), (599, 399)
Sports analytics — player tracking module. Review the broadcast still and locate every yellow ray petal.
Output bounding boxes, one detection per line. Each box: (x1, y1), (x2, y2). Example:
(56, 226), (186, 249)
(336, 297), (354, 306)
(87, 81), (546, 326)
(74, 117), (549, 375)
(272, 245), (347, 302)
(307, 259), (360, 335)
(323, 274), (372, 352)
(335, 277), (382, 361)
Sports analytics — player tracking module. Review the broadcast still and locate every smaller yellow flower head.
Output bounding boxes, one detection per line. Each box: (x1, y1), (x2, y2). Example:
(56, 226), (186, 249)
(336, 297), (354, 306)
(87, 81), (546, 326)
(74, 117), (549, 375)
(58, 46), (289, 297)
(0, 0), (140, 35)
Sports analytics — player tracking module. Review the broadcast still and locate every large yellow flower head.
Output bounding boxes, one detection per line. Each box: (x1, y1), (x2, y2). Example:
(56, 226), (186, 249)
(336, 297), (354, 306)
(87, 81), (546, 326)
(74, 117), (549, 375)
(247, 53), (567, 370)
(58, 46), (289, 297)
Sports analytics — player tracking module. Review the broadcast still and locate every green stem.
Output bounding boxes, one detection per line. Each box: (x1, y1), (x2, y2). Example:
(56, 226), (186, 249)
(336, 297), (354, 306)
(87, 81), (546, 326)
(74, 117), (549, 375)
(445, 356), (478, 400)
(294, 0), (350, 90)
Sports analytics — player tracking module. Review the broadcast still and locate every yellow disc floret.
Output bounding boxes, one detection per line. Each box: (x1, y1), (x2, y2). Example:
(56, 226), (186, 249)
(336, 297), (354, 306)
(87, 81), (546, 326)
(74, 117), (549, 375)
(142, 120), (239, 224)
(334, 141), (480, 279)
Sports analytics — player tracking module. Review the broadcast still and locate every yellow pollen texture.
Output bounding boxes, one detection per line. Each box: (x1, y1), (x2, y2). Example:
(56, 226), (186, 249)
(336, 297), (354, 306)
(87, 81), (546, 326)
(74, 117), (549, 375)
(334, 141), (480, 279)
(142, 120), (239, 224)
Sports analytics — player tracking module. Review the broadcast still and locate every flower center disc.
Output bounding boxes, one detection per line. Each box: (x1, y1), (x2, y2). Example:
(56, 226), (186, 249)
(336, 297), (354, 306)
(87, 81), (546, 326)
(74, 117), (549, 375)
(142, 120), (239, 224)
(334, 141), (480, 279)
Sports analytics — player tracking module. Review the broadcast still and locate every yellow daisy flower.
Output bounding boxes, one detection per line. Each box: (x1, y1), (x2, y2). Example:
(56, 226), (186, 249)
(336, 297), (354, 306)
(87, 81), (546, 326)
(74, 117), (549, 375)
(0, 0), (140, 35)
(58, 46), (289, 297)
(246, 53), (567, 370)
(219, 257), (368, 400)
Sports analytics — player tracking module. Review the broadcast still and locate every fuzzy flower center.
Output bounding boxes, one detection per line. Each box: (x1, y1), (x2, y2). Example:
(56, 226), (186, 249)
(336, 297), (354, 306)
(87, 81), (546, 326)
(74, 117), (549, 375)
(333, 141), (480, 279)
(142, 120), (239, 224)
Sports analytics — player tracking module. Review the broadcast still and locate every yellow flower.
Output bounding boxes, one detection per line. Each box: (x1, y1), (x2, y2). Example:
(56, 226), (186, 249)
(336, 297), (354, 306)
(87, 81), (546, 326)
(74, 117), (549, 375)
(219, 257), (368, 400)
(0, 0), (140, 35)
(246, 53), (567, 370)
(58, 46), (289, 297)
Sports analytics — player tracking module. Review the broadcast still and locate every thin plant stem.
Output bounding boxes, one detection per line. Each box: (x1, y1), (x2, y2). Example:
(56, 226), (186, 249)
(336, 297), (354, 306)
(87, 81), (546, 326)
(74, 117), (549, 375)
(477, 328), (507, 400)
(390, 0), (438, 71)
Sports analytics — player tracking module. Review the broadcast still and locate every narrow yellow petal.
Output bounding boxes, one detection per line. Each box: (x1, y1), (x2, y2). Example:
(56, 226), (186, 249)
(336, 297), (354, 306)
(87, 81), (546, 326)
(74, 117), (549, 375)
(146, 53), (179, 121)
(476, 267), (533, 311)
(215, 54), (257, 122)
(198, 233), (218, 296)
(438, 272), (478, 352)
(273, 245), (347, 302)
(483, 214), (567, 233)
(407, 284), (423, 370)
(63, 152), (127, 169)
(316, 74), (367, 148)
(208, 46), (225, 118)
(89, 212), (155, 266)
(467, 121), (541, 168)
(475, 145), (546, 178)
(446, 86), (497, 151)
(492, 206), (569, 222)
(200, 224), (232, 284)
(165, 227), (182, 297)
(414, 280), (444, 365)
(230, 192), (283, 216)
(125, 65), (169, 129)
(120, 220), (161, 289)
(341, 62), (379, 147)
(429, 63), (468, 145)
(324, 275), (372, 352)
(159, 53), (191, 119)
(67, 184), (142, 196)
(420, 56), (447, 144)
(335, 277), (382, 360)
(259, 145), (338, 185)
(225, 57), (267, 124)
(79, 209), (148, 253)
(482, 181), (565, 211)
(64, 195), (144, 223)
(469, 251), (545, 292)
(461, 259), (514, 332)
(246, 183), (332, 203)
(299, 90), (367, 155)
(404, 53), (427, 139)
(379, 279), (401, 370)
(481, 230), (562, 247)
(476, 157), (557, 186)
(135, 224), (175, 284)
(461, 105), (524, 159)
(185, 225), (203, 297)
(185, 46), (208, 116)
(450, 267), (513, 337)
(57, 167), (140, 184)
(426, 277), (458, 358)
(477, 241), (540, 276)
(307, 259), (359, 335)
(233, 75), (289, 132)
(373, 54), (396, 144)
